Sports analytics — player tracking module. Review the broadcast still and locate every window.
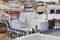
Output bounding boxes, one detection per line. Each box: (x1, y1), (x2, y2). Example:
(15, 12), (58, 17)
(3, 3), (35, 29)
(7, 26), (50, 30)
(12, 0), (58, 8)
(50, 10), (55, 14)
(46, 2), (56, 5)
(56, 10), (60, 14)
(37, 12), (43, 15)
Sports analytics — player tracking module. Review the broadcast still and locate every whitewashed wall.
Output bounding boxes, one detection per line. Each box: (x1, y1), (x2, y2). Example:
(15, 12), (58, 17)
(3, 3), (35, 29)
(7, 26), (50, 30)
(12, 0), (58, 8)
(35, 0), (58, 3)
(37, 14), (60, 20)
(15, 33), (60, 40)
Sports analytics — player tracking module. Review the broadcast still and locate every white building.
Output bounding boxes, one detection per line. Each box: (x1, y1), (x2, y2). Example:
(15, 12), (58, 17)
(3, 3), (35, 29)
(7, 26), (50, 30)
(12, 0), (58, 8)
(35, 0), (58, 4)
